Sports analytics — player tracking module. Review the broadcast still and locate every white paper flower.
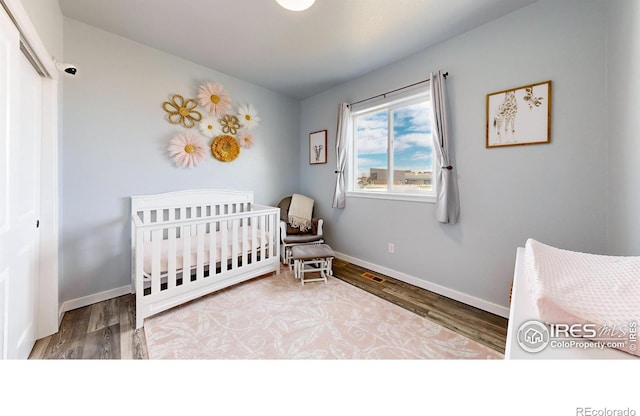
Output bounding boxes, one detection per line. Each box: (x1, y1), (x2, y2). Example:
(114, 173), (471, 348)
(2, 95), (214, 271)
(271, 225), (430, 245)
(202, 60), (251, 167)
(236, 104), (261, 130)
(168, 132), (207, 168)
(237, 129), (254, 149)
(198, 116), (222, 138)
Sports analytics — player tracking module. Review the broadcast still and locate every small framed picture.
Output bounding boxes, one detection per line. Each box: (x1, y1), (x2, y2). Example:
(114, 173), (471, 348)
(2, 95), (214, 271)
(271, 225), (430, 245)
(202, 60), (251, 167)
(486, 80), (551, 148)
(309, 130), (327, 164)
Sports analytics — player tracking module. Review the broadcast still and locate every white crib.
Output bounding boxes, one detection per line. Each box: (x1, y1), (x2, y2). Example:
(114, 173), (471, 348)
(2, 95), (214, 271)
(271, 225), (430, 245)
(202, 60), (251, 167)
(131, 189), (280, 329)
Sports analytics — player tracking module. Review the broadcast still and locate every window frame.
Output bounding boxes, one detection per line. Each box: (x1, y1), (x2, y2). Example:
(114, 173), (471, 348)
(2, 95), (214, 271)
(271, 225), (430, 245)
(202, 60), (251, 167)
(347, 87), (437, 204)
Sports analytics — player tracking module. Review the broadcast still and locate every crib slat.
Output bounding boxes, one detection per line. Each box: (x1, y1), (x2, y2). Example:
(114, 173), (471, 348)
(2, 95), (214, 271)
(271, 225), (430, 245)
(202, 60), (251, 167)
(231, 219), (239, 269)
(260, 214), (266, 262)
(135, 228), (145, 328)
(196, 223), (205, 280)
(167, 226), (177, 290)
(273, 211), (279, 261)
(183, 225), (192, 284)
(220, 220), (228, 272)
(251, 216), (258, 265)
(151, 229), (162, 295)
(267, 212), (274, 259)
(135, 227), (144, 296)
(241, 218), (248, 266)
(209, 218), (217, 276)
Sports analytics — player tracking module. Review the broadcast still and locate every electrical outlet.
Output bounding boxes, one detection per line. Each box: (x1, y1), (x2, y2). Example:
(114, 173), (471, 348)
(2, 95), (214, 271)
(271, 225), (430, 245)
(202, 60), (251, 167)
(388, 243), (395, 254)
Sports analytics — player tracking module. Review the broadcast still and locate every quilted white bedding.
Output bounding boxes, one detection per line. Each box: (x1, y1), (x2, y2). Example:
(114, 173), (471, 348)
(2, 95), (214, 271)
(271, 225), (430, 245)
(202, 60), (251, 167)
(524, 239), (640, 357)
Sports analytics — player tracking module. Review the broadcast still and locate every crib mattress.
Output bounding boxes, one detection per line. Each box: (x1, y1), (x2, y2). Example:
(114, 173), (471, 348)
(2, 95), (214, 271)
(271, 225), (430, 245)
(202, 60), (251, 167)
(524, 239), (640, 357)
(141, 226), (271, 276)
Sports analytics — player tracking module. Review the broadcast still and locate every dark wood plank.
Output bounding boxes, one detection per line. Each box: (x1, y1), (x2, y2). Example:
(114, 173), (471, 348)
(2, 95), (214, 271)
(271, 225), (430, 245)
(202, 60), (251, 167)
(427, 308), (506, 352)
(119, 294), (148, 359)
(87, 297), (119, 332)
(82, 324), (120, 359)
(41, 305), (92, 359)
(29, 336), (51, 359)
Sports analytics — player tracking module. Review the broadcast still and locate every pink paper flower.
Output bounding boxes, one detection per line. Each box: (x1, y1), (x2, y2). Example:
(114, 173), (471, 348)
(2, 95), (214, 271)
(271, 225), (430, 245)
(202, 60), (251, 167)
(197, 82), (232, 116)
(168, 132), (207, 168)
(237, 129), (254, 149)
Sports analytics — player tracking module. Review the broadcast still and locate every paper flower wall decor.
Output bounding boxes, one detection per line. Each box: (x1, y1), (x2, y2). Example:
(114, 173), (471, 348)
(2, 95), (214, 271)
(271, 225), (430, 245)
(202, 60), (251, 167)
(220, 114), (241, 135)
(199, 115), (222, 138)
(198, 82), (232, 116)
(163, 94), (202, 128)
(236, 104), (261, 130)
(161, 81), (263, 166)
(237, 129), (254, 149)
(211, 135), (240, 162)
(168, 132), (207, 168)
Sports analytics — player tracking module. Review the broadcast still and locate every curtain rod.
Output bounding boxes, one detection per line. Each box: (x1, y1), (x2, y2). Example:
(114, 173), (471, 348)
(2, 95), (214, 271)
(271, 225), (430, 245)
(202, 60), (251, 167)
(347, 72), (448, 108)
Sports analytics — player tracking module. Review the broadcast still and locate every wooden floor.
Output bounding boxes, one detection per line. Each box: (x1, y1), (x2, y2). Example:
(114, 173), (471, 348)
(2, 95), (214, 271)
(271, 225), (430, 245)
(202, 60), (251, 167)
(29, 290), (148, 359)
(29, 259), (507, 359)
(332, 259), (508, 353)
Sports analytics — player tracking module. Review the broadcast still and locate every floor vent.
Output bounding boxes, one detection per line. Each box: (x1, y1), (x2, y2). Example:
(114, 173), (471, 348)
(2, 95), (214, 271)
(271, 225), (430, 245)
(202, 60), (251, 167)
(361, 272), (386, 284)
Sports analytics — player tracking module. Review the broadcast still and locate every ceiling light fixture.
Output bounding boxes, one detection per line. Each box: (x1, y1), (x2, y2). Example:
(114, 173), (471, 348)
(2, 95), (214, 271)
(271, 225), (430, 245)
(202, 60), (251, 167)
(276, 0), (315, 12)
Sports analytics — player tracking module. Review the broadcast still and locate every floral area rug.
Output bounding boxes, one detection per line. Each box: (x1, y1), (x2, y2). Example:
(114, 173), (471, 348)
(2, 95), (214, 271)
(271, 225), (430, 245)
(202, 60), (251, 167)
(144, 269), (503, 359)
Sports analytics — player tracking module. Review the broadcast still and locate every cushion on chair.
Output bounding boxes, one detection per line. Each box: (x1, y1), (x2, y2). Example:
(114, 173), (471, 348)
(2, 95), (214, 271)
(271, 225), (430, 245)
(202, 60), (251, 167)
(282, 233), (324, 244)
(291, 244), (335, 261)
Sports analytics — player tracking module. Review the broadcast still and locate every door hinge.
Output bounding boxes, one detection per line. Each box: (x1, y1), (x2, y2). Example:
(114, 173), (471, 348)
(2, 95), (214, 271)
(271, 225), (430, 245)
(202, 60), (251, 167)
(36, 219), (40, 228)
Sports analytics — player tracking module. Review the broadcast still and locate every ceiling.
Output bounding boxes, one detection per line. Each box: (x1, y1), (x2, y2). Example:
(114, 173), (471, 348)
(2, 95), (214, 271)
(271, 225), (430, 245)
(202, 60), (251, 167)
(58, 0), (537, 99)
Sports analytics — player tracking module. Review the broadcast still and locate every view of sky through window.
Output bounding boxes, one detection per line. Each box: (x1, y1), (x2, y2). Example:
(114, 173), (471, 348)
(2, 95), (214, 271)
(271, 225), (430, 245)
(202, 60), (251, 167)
(355, 101), (432, 181)
(393, 101), (432, 172)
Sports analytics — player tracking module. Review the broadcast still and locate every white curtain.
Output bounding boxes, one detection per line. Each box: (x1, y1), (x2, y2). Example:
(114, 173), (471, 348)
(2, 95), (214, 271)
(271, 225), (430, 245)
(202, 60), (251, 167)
(430, 71), (459, 224)
(332, 102), (350, 208)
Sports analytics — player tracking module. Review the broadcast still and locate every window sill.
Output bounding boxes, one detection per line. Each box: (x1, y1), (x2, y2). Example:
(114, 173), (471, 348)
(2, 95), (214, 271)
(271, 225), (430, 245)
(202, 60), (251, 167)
(346, 191), (436, 204)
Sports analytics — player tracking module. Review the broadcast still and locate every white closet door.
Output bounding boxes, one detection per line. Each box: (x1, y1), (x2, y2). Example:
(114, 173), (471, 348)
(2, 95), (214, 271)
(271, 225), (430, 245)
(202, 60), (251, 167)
(0, 8), (42, 360)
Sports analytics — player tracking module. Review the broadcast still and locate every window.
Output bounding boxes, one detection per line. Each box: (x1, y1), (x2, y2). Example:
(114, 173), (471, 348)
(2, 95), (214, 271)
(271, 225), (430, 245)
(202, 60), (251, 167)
(349, 88), (435, 202)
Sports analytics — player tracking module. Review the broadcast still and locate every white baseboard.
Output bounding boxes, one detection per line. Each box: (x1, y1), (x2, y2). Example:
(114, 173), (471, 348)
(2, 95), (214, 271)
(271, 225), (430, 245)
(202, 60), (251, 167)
(56, 255), (510, 323)
(334, 251), (510, 318)
(59, 285), (132, 320)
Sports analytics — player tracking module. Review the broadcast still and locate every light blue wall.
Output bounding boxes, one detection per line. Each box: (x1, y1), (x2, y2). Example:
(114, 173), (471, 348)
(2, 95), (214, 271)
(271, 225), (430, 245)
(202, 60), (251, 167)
(606, 0), (640, 256)
(300, 0), (609, 313)
(61, 18), (300, 302)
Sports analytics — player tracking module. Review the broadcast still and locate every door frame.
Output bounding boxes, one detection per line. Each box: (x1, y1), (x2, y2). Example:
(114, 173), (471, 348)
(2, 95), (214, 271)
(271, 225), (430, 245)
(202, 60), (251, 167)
(2, 0), (59, 339)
